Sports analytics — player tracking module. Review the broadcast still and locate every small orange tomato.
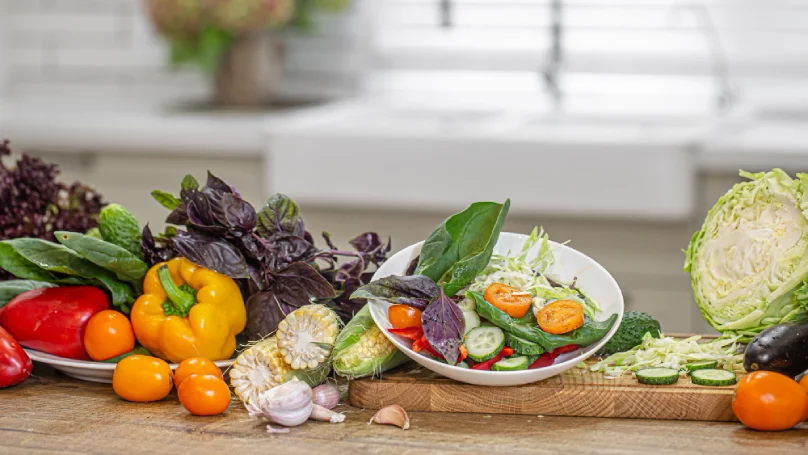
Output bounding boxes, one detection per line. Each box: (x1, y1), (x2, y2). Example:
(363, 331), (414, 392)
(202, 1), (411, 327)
(800, 374), (808, 393)
(732, 371), (808, 431)
(112, 355), (173, 402)
(84, 310), (135, 361)
(536, 300), (584, 335)
(484, 283), (533, 318)
(178, 374), (231, 416)
(174, 357), (223, 389)
(388, 304), (423, 329)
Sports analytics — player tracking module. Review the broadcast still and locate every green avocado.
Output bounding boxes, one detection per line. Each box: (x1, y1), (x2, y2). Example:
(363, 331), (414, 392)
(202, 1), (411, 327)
(597, 311), (662, 356)
(98, 203), (142, 258)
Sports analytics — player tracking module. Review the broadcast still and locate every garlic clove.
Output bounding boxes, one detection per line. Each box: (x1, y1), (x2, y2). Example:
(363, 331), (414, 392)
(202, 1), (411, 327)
(312, 383), (340, 410)
(310, 404), (346, 424)
(368, 405), (410, 430)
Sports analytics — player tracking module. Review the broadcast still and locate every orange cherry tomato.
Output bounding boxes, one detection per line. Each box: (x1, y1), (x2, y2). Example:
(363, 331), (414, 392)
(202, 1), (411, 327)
(84, 310), (135, 361)
(732, 371), (808, 431)
(536, 299), (585, 334)
(484, 283), (533, 318)
(178, 374), (232, 416)
(388, 304), (423, 329)
(112, 355), (173, 402)
(800, 374), (808, 393)
(174, 357), (223, 389)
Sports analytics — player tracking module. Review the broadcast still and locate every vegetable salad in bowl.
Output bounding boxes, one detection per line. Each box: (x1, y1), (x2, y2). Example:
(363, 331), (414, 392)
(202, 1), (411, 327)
(356, 199), (623, 386)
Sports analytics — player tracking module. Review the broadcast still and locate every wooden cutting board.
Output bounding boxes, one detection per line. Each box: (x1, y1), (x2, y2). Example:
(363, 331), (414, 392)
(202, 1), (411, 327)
(349, 336), (741, 422)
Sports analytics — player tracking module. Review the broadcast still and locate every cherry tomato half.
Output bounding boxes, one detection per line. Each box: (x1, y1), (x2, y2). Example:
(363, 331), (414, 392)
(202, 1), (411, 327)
(178, 374), (231, 416)
(484, 283), (533, 318)
(112, 355), (173, 402)
(174, 357), (223, 390)
(732, 371), (808, 431)
(84, 310), (135, 361)
(536, 300), (584, 335)
(388, 304), (423, 329)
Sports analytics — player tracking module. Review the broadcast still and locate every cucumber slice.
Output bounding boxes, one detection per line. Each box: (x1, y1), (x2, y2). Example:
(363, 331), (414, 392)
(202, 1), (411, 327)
(690, 369), (737, 386)
(685, 361), (718, 373)
(456, 361), (471, 369)
(505, 333), (544, 356)
(492, 355), (530, 371)
(456, 298), (476, 311)
(465, 326), (506, 362)
(636, 367), (680, 385)
(462, 309), (481, 335)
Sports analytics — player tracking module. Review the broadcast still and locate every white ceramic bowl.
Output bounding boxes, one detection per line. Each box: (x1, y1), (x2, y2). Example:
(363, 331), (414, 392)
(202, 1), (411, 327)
(369, 232), (624, 386)
(25, 349), (233, 384)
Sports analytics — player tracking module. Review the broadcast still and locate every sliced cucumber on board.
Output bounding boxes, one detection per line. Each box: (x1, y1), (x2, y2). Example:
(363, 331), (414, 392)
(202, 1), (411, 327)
(465, 326), (505, 362)
(636, 368), (680, 385)
(690, 369), (737, 386)
(685, 361), (718, 373)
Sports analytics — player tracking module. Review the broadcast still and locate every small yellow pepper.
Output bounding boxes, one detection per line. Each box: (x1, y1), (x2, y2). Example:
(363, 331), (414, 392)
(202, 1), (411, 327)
(131, 257), (246, 364)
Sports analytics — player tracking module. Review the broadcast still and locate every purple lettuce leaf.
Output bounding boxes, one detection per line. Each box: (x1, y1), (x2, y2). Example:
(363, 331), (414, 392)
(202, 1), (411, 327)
(421, 285), (464, 365)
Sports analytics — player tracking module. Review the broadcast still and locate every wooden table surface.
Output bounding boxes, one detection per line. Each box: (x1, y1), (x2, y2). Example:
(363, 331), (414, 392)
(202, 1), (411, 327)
(2, 365), (807, 455)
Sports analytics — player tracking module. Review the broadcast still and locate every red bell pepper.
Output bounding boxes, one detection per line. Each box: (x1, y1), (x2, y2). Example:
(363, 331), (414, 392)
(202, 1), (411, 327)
(459, 344), (468, 362)
(0, 286), (110, 360)
(471, 346), (512, 370)
(388, 327), (424, 341)
(0, 326), (32, 388)
(529, 344), (580, 370)
(501, 346), (515, 357)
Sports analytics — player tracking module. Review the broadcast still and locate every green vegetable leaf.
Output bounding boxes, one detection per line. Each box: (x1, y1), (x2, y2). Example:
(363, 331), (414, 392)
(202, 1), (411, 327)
(151, 190), (182, 211)
(0, 280), (57, 310)
(2, 238), (136, 312)
(467, 291), (617, 351)
(0, 243), (87, 285)
(415, 200), (510, 297)
(54, 231), (148, 284)
(101, 346), (152, 363)
(181, 174), (199, 193)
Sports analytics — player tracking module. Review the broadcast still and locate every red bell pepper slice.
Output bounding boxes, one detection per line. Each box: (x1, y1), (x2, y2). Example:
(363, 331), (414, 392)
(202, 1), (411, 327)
(388, 327), (424, 341)
(470, 346), (515, 370)
(501, 346), (515, 357)
(529, 344), (580, 370)
(412, 334), (442, 358)
(459, 344), (468, 362)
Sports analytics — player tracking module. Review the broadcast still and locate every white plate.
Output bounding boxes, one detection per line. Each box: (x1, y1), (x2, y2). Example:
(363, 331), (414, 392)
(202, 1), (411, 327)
(25, 349), (233, 384)
(369, 232), (624, 387)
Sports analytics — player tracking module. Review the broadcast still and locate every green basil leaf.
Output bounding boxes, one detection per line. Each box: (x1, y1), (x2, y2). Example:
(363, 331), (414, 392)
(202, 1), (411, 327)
(0, 280), (57, 310)
(151, 190), (182, 211)
(0, 243), (87, 285)
(2, 238), (136, 312)
(467, 291), (618, 351)
(181, 174), (199, 193)
(256, 193), (304, 238)
(415, 199), (510, 297)
(54, 231), (148, 284)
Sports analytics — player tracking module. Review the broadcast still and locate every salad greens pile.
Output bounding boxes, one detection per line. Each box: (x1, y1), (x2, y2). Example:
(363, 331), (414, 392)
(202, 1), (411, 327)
(352, 199), (618, 372)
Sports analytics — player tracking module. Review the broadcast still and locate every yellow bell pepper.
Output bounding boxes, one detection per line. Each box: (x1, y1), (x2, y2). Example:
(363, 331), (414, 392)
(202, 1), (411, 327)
(130, 257), (246, 363)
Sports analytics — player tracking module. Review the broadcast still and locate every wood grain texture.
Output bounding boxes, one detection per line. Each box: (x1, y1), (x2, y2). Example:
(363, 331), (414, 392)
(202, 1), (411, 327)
(350, 363), (740, 422)
(1, 365), (807, 455)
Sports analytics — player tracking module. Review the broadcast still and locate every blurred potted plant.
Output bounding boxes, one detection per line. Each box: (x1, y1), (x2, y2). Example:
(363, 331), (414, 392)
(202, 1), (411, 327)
(145, 0), (350, 107)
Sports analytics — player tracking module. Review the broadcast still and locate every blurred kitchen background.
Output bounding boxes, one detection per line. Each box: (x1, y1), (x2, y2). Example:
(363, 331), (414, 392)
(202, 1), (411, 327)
(2, 0), (808, 333)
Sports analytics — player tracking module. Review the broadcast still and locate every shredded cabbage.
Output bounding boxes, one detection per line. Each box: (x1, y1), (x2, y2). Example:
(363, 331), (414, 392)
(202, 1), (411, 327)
(590, 332), (744, 379)
(465, 227), (601, 317)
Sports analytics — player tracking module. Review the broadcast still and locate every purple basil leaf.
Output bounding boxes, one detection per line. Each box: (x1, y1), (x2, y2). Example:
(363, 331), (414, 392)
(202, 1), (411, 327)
(234, 234), (267, 262)
(271, 262), (337, 307)
(165, 202), (189, 225)
(256, 193), (305, 238)
(245, 290), (291, 341)
(303, 229), (314, 245)
(405, 255), (420, 276)
(421, 285), (464, 365)
(335, 258), (364, 286)
(222, 193), (257, 233)
(180, 174), (199, 201)
(140, 224), (179, 266)
(173, 232), (250, 278)
(350, 274), (439, 310)
(349, 232), (383, 254)
(247, 263), (270, 290)
(265, 234), (320, 271)
(205, 171), (240, 197)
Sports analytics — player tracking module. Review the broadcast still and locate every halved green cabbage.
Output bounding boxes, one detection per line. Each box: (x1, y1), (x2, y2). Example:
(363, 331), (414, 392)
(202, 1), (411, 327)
(685, 169), (808, 338)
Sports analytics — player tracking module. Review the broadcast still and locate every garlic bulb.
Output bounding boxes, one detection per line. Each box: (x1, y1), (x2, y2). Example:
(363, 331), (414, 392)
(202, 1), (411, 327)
(312, 383), (340, 409)
(244, 378), (346, 432)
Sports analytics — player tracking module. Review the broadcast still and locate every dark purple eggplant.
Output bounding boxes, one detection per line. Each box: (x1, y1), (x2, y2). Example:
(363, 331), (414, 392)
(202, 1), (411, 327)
(743, 323), (808, 378)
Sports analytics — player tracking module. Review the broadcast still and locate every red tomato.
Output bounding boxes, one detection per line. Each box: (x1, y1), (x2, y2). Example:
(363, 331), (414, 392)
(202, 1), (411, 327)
(388, 304), (422, 329)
